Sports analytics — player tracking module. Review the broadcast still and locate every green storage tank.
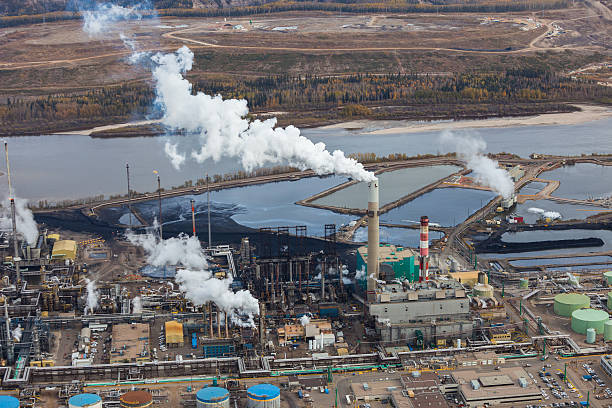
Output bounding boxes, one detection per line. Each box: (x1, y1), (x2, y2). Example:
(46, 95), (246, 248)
(604, 320), (612, 341)
(586, 327), (597, 344)
(553, 293), (590, 317)
(608, 292), (612, 310)
(519, 278), (529, 289)
(604, 271), (612, 286)
(571, 309), (609, 334)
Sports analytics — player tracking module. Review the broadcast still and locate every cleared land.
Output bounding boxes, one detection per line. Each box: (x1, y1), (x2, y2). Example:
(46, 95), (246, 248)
(0, 6), (610, 134)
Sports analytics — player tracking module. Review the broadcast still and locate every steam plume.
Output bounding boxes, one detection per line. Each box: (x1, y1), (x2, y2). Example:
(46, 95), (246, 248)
(126, 231), (259, 326)
(300, 314), (312, 326)
(81, 3), (143, 36)
(132, 296), (143, 313)
(439, 131), (514, 199)
(84, 278), (99, 315)
(0, 195), (39, 246)
(152, 46), (375, 182)
(528, 207), (561, 219)
(127, 230), (207, 269)
(354, 266), (367, 280)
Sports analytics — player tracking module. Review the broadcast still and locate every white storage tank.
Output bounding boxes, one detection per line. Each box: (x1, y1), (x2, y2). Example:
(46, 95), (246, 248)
(0, 396), (19, 408)
(246, 384), (280, 408)
(196, 387), (230, 408)
(68, 394), (102, 408)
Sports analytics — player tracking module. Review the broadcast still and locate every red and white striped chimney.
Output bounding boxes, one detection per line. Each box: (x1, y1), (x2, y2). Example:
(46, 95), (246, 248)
(419, 215), (429, 282)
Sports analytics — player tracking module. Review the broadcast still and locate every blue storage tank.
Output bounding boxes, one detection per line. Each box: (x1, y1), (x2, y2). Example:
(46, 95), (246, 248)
(246, 384), (280, 408)
(68, 394), (102, 408)
(196, 387), (230, 408)
(0, 396), (19, 408)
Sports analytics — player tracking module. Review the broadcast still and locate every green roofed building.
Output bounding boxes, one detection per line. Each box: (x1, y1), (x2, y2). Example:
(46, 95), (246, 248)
(356, 244), (419, 289)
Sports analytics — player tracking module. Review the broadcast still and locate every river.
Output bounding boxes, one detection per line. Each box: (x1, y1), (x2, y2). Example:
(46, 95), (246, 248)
(4, 116), (612, 201)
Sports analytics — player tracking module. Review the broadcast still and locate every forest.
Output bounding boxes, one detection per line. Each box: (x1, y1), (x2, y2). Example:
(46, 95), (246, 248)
(1, 69), (610, 135)
(0, 0), (569, 26)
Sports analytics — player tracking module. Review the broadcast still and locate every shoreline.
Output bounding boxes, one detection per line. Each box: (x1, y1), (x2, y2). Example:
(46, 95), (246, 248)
(55, 119), (163, 136)
(352, 104), (612, 135)
(45, 104), (611, 138)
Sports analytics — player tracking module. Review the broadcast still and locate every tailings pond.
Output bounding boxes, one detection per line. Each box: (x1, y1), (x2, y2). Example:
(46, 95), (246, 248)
(311, 165), (461, 209)
(380, 188), (498, 227)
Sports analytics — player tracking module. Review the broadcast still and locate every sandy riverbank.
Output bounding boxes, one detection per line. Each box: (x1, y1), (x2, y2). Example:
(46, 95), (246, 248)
(361, 104), (612, 135)
(55, 119), (163, 136)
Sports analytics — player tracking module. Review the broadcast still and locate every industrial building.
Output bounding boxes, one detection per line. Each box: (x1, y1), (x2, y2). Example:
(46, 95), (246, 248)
(357, 244), (419, 286)
(51, 240), (77, 261)
(451, 367), (541, 407)
(367, 279), (472, 344)
(164, 321), (184, 347)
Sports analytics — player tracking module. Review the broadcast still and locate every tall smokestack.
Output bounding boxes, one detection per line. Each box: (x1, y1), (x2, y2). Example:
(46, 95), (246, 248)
(191, 199), (196, 237)
(4, 143), (20, 282)
(419, 215), (429, 282)
(367, 179), (379, 302)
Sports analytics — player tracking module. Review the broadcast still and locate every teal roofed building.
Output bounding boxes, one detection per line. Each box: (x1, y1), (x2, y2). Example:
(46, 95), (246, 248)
(356, 244), (419, 289)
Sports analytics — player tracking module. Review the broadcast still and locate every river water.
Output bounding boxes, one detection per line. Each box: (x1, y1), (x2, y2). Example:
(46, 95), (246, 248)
(4, 116), (612, 201)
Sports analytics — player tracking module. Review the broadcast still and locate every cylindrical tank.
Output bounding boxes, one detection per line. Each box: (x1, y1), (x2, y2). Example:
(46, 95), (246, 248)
(196, 387), (230, 408)
(0, 396), (20, 408)
(553, 293), (590, 317)
(473, 283), (494, 298)
(246, 384), (280, 408)
(69, 394), (102, 408)
(120, 391), (153, 408)
(586, 327), (597, 344)
(519, 278), (529, 289)
(608, 292), (612, 310)
(605, 320), (612, 341)
(604, 271), (612, 285)
(571, 308), (609, 334)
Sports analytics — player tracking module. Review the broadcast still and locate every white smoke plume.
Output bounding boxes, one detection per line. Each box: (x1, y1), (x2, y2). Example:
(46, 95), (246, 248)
(11, 325), (22, 342)
(84, 278), (99, 315)
(126, 231), (207, 269)
(164, 142), (186, 170)
(300, 313), (312, 326)
(175, 269), (259, 327)
(151, 46), (376, 182)
(528, 207), (545, 214)
(81, 3), (143, 36)
(439, 131), (514, 199)
(127, 231), (259, 326)
(132, 296), (143, 313)
(355, 266), (367, 280)
(0, 195), (39, 246)
(528, 207), (562, 219)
